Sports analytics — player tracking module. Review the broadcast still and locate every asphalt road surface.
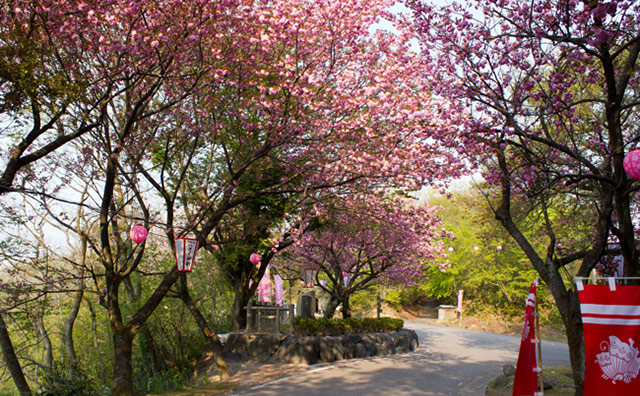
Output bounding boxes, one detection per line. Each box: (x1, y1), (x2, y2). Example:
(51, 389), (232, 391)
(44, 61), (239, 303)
(231, 319), (570, 396)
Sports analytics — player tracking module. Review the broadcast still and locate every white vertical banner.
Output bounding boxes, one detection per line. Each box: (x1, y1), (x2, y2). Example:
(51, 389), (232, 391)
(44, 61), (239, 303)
(342, 271), (351, 288)
(304, 269), (317, 288)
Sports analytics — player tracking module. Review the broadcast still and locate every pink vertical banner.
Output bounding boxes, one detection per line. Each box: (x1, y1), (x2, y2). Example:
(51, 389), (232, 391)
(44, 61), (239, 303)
(456, 290), (464, 313)
(258, 265), (271, 303)
(274, 274), (284, 305)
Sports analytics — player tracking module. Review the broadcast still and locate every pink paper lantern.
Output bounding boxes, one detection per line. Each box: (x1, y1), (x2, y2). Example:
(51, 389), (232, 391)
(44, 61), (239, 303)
(129, 224), (147, 244)
(623, 149), (640, 181)
(250, 253), (261, 265)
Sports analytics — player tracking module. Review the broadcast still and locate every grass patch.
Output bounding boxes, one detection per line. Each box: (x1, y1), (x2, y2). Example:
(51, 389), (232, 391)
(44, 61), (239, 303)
(486, 366), (574, 396)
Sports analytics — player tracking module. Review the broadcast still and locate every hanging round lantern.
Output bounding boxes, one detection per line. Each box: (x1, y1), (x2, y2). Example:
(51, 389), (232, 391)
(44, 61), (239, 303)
(129, 224), (147, 244)
(623, 148), (640, 181)
(250, 253), (261, 265)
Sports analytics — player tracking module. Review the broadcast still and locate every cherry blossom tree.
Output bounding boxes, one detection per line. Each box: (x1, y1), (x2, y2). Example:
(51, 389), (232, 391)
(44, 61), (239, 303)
(2, 0), (471, 394)
(161, 0), (469, 330)
(275, 193), (449, 318)
(1, 1), (223, 394)
(405, 0), (640, 393)
(0, 0), (180, 392)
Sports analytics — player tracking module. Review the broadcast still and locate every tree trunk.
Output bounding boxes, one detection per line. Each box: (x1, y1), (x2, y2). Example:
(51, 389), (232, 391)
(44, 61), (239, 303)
(87, 299), (107, 387)
(493, 150), (592, 395)
(138, 325), (160, 377)
(561, 298), (585, 396)
(64, 285), (84, 373)
(178, 276), (230, 380)
(546, 278), (585, 396)
(323, 297), (339, 319)
(32, 315), (53, 372)
(112, 326), (135, 396)
(341, 298), (352, 319)
(0, 313), (32, 396)
(232, 283), (251, 331)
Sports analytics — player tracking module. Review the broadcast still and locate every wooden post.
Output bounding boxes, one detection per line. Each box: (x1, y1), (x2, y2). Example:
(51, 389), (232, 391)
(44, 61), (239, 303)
(535, 293), (544, 395)
(289, 304), (295, 328)
(246, 301), (253, 332)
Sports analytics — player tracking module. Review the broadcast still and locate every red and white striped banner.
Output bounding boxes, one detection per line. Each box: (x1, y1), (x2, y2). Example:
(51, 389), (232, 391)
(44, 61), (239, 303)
(513, 279), (540, 396)
(578, 283), (640, 395)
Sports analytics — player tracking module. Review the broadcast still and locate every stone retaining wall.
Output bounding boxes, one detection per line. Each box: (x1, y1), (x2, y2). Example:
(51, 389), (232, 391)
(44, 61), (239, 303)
(223, 329), (419, 365)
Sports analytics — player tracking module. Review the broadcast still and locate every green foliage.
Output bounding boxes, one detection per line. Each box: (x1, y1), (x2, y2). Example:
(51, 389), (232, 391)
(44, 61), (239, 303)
(36, 362), (101, 396)
(293, 317), (403, 336)
(133, 367), (192, 394)
(0, 238), (236, 396)
(413, 189), (564, 322)
(383, 285), (430, 311)
(349, 288), (378, 315)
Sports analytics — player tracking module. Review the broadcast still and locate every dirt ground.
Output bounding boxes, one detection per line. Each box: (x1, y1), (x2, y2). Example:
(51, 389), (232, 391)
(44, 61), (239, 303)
(149, 355), (333, 396)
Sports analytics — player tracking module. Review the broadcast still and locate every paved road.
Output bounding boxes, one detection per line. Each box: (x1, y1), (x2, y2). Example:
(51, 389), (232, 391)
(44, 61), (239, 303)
(231, 319), (570, 396)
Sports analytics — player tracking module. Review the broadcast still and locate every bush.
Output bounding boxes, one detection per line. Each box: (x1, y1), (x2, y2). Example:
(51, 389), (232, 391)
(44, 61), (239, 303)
(36, 362), (101, 396)
(134, 367), (191, 394)
(293, 317), (403, 336)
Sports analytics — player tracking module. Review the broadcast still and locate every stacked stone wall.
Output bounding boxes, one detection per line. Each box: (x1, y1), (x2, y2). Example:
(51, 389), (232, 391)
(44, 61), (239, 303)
(223, 329), (419, 365)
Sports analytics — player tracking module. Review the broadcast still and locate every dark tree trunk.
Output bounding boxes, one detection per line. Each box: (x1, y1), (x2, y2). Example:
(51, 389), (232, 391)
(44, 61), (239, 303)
(64, 285), (84, 372)
(138, 326), (160, 377)
(0, 313), (32, 396)
(32, 315), (53, 372)
(112, 327), (135, 396)
(341, 298), (352, 319)
(232, 283), (251, 331)
(493, 150), (592, 395)
(559, 294), (585, 396)
(545, 274), (586, 396)
(323, 297), (339, 318)
(87, 299), (107, 387)
(178, 276), (230, 380)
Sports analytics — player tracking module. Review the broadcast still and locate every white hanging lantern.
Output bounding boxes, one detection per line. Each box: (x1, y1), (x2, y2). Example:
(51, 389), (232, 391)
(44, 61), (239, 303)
(175, 238), (198, 272)
(303, 269), (317, 288)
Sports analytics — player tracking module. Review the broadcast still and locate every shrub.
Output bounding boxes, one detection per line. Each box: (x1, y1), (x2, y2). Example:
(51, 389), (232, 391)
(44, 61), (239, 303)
(36, 362), (100, 396)
(293, 317), (403, 336)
